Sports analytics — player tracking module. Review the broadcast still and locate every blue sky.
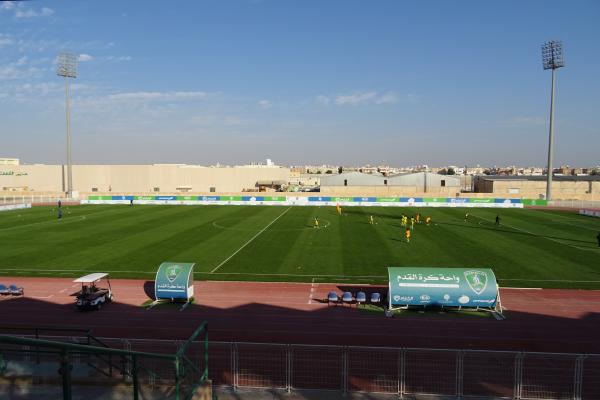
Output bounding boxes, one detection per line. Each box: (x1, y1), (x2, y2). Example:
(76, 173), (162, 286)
(1, 0), (599, 167)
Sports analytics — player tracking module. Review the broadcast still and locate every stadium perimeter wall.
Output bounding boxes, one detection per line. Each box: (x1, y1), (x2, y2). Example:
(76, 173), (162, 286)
(82, 194), (533, 208)
(0, 164), (289, 193)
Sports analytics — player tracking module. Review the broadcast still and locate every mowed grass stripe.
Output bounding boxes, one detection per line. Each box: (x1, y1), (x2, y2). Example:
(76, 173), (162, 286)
(211, 206), (324, 275)
(209, 206), (291, 273)
(0, 205), (199, 268)
(0, 205), (598, 287)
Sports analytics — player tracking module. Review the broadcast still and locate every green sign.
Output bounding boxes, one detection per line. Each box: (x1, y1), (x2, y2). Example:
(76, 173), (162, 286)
(176, 196), (195, 201)
(332, 197), (353, 202)
(87, 195), (112, 200)
(387, 267), (498, 309)
(222, 196), (242, 201)
(134, 196), (155, 200)
(376, 197), (399, 202)
(522, 199), (548, 206)
(155, 262), (195, 300)
(264, 196), (286, 201)
(423, 197), (446, 202)
(470, 198), (494, 203)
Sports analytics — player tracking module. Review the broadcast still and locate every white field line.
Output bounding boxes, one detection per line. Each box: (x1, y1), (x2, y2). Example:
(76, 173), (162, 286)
(210, 207), (292, 273)
(0, 205), (132, 233)
(528, 209), (600, 231)
(0, 268), (387, 279)
(308, 277), (317, 304)
(474, 215), (595, 251)
(499, 279), (600, 283)
(3, 267), (600, 283)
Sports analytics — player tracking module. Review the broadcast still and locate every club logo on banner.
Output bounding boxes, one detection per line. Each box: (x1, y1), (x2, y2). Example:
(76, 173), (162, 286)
(166, 265), (182, 283)
(464, 270), (488, 295)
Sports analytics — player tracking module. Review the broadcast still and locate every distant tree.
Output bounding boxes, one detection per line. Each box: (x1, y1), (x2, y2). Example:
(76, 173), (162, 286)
(590, 169), (600, 176)
(338, 166), (343, 174)
(359, 168), (363, 173)
(438, 169), (447, 175)
(325, 170), (333, 174)
(316, 171), (322, 174)
(447, 167), (456, 175)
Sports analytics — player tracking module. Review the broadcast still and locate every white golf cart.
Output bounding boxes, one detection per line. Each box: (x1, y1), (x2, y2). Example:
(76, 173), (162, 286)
(73, 273), (113, 310)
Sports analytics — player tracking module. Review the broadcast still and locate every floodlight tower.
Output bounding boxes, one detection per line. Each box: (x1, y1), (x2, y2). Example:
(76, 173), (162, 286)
(541, 41), (564, 201)
(57, 52), (77, 197)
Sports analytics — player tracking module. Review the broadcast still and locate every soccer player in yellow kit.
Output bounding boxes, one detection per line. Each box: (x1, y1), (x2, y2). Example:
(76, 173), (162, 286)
(405, 227), (411, 243)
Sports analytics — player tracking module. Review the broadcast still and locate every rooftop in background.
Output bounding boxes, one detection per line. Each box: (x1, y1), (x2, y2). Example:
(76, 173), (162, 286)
(0, 158), (19, 166)
(480, 175), (600, 182)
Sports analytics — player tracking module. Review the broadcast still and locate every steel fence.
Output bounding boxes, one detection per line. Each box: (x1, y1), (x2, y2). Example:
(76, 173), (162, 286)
(548, 200), (600, 209)
(4, 335), (598, 399)
(200, 342), (596, 399)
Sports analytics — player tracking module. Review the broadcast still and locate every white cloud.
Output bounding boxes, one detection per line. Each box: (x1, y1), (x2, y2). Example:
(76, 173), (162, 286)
(316, 95), (331, 106)
(106, 55), (132, 62)
(0, 2), (16, 11)
(258, 99), (271, 109)
(374, 92), (397, 104)
(78, 53), (93, 62)
(317, 91), (398, 106)
(335, 91), (378, 105)
(0, 34), (14, 48)
(0, 64), (43, 81)
(15, 6), (54, 18)
(107, 91), (209, 101)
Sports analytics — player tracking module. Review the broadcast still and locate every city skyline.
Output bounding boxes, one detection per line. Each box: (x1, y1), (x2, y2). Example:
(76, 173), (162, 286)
(1, 1), (599, 166)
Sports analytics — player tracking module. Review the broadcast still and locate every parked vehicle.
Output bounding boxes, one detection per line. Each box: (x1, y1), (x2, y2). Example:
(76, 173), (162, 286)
(73, 273), (113, 310)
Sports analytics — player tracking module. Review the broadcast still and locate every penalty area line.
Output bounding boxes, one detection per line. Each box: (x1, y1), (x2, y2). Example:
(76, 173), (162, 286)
(210, 206), (292, 273)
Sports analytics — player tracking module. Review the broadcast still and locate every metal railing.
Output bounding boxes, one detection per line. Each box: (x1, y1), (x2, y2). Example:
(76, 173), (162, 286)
(204, 342), (598, 399)
(548, 200), (600, 209)
(3, 332), (599, 399)
(0, 322), (208, 400)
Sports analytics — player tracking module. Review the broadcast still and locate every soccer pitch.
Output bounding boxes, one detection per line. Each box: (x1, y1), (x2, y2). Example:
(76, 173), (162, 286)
(0, 204), (599, 288)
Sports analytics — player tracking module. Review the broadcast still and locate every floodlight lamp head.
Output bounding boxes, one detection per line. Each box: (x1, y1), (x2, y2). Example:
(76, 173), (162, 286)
(542, 41), (564, 70)
(57, 52), (77, 78)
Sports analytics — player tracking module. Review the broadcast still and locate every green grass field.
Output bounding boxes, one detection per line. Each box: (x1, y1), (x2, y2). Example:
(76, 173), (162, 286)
(0, 204), (599, 288)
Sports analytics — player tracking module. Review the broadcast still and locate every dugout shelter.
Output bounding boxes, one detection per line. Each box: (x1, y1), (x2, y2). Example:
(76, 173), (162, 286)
(387, 267), (502, 314)
(148, 262), (195, 310)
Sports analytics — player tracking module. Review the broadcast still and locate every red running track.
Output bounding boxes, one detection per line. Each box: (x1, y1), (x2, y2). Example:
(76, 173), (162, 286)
(1, 277), (599, 353)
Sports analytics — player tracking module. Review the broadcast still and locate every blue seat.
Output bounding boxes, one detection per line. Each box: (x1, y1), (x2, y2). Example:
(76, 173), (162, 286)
(342, 292), (354, 305)
(356, 291), (366, 304)
(0, 284), (9, 296)
(9, 285), (23, 296)
(327, 291), (339, 305)
(370, 292), (381, 304)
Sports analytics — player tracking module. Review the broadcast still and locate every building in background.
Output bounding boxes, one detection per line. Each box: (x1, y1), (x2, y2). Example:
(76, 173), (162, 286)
(320, 172), (461, 196)
(0, 163), (289, 195)
(473, 175), (600, 200)
(0, 158), (19, 166)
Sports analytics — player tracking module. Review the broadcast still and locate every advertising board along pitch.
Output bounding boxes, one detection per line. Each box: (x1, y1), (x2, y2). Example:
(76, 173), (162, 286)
(387, 267), (502, 317)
